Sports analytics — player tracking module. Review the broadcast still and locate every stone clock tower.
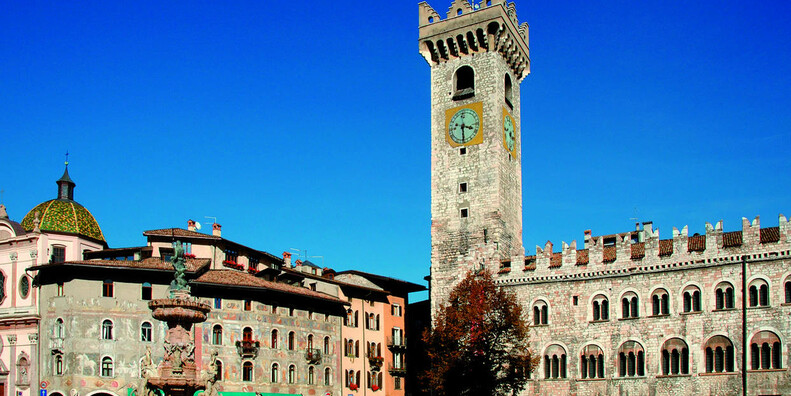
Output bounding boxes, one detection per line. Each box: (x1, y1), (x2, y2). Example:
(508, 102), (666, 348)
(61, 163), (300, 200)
(418, 0), (530, 315)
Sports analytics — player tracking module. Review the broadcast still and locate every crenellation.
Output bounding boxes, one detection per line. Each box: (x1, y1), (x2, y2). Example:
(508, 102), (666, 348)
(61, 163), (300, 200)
(446, 0), (474, 19)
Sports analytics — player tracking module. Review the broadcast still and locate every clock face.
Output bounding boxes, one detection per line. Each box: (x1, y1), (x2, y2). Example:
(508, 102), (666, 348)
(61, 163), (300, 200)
(448, 108), (480, 144)
(504, 115), (515, 151)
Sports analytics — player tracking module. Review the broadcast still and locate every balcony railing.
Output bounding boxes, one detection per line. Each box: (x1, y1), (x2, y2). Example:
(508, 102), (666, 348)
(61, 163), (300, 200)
(368, 353), (384, 368)
(305, 348), (322, 363)
(236, 340), (260, 359)
(387, 336), (407, 349)
(388, 363), (407, 376)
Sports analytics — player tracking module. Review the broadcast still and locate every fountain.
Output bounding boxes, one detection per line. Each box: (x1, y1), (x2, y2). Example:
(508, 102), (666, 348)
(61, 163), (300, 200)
(133, 241), (215, 396)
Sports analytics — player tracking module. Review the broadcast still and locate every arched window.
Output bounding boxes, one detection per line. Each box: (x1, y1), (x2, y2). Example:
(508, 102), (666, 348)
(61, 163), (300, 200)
(215, 360), (223, 381)
(54, 318), (65, 339)
(324, 336), (330, 355)
(749, 279), (770, 307)
(242, 361), (253, 382)
(141, 282), (152, 300)
(271, 329), (279, 349)
(101, 319), (113, 340)
(54, 354), (64, 375)
(682, 286), (702, 313)
(661, 338), (689, 375)
(288, 331), (296, 350)
(750, 331), (782, 370)
(543, 344), (567, 379)
(621, 292), (639, 319)
(533, 300), (549, 325)
(271, 363), (279, 383)
(714, 282), (735, 310)
(288, 364), (296, 384)
(504, 74), (513, 107)
(579, 344), (605, 379)
(212, 325), (222, 345)
(453, 66), (475, 100)
(785, 277), (791, 304)
(307, 334), (314, 350)
(324, 367), (332, 386)
(242, 327), (253, 342)
(101, 356), (113, 377)
(592, 295), (609, 321)
(308, 365), (315, 385)
(617, 341), (645, 377)
(651, 288), (670, 316)
(705, 335), (735, 373)
(141, 322), (152, 342)
(367, 313), (375, 330)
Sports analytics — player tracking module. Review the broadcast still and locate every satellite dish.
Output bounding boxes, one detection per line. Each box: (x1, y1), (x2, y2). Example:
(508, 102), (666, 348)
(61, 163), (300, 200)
(195, 222), (202, 230)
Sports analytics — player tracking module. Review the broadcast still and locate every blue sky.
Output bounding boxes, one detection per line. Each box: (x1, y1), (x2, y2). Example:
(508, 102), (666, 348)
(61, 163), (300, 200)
(2, 1), (790, 301)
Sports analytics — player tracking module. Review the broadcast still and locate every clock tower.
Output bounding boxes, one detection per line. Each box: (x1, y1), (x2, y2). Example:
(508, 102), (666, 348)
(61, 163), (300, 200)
(418, 0), (530, 315)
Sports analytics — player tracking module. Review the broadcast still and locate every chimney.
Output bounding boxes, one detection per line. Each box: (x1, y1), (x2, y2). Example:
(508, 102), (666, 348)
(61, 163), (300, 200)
(188, 219), (197, 231)
(212, 223), (222, 237)
(283, 252), (292, 268)
(294, 259), (302, 270)
(584, 229), (593, 249)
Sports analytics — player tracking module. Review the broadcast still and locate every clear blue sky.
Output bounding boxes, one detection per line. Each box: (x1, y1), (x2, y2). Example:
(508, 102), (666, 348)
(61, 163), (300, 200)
(2, 1), (790, 301)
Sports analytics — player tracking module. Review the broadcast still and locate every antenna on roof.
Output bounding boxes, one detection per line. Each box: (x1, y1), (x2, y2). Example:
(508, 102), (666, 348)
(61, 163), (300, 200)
(205, 216), (217, 224)
(194, 222), (202, 230)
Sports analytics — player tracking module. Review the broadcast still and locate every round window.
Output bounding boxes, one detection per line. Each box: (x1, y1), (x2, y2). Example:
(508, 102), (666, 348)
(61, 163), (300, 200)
(19, 276), (30, 299)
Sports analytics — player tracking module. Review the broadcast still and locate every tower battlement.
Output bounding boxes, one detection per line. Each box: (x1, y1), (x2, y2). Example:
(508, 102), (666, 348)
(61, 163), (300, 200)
(495, 214), (791, 283)
(418, 1), (530, 80)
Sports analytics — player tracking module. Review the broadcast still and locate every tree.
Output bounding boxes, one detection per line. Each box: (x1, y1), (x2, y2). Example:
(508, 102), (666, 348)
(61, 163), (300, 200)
(423, 270), (535, 396)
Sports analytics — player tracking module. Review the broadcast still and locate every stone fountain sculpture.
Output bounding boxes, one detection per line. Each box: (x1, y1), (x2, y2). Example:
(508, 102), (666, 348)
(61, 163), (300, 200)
(135, 241), (212, 396)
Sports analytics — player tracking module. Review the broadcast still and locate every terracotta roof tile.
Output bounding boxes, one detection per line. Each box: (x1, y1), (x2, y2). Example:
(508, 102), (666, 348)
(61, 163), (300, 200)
(576, 249), (589, 265)
(32, 257), (210, 272)
(760, 227), (780, 244)
(688, 235), (706, 252)
(659, 239), (674, 256)
(602, 246), (616, 263)
(523, 256), (536, 271)
(722, 231), (743, 248)
(630, 242), (645, 260)
(143, 228), (220, 240)
(193, 269), (343, 303)
(549, 253), (562, 268)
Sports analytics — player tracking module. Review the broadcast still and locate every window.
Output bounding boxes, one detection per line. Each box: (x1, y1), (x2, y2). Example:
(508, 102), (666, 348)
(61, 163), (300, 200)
(271, 363), (279, 383)
(244, 299), (252, 311)
(102, 279), (114, 297)
(621, 292), (639, 319)
(651, 288), (670, 315)
(289, 307), (295, 317)
(459, 147), (467, 155)
(214, 298), (222, 309)
(750, 331), (782, 370)
(141, 282), (152, 300)
(392, 303), (402, 317)
(242, 361), (253, 382)
(715, 282), (735, 310)
(54, 318), (65, 339)
(54, 354), (63, 375)
(592, 295), (609, 321)
(504, 73), (513, 108)
(394, 377), (402, 390)
(57, 282), (64, 296)
(459, 182), (468, 193)
(101, 356), (113, 377)
(749, 279), (770, 307)
(308, 365), (315, 385)
(288, 331), (295, 350)
(579, 345), (605, 379)
(19, 276), (29, 299)
(543, 345), (567, 379)
(533, 300), (548, 325)
(324, 367), (332, 386)
(271, 329), (279, 349)
(453, 65), (475, 100)
(324, 336), (331, 354)
(460, 208), (469, 218)
(101, 319), (113, 340)
(288, 364), (296, 384)
(785, 277), (791, 304)
(243, 327), (253, 342)
(682, 286), (701, 312)
(141, 322), (152, 342)
(224, 249), (238, 263)
(212, 325), (222, 345)
(392, 327), (404, 346)
(51, 246), (66, 263)
(617, 341), (645, 377)
(307, 334), (314, 350)
(705, 336), (735, 373)
(661, 338), (689, 375)
(215, 360), (223, 381)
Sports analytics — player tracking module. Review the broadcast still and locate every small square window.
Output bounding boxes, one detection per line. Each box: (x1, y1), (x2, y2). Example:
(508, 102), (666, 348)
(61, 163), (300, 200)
(460, 208), (469, 218)
(460, 147), (467, 155)
(459, 183), (467, 193)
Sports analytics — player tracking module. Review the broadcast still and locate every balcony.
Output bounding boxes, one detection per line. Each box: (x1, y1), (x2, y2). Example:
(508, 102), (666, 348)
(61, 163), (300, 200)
(305, 348), (322, 363)
(235, 340), (260, 359)
(368, 354), (384, 369)
(388, 363), (407, 377)
(387, 336), (407, 350)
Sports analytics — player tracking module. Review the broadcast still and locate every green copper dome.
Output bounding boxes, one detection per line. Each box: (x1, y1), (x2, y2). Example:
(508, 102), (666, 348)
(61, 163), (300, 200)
(20, 166), (105, 242)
